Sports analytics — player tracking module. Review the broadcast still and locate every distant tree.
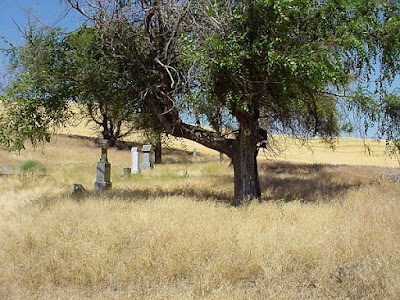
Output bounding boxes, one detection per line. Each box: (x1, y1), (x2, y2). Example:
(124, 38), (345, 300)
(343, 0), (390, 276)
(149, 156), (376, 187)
(66, 0), (194, 162)
(65, 25), (143, 146)
(380, 90), (400, 157)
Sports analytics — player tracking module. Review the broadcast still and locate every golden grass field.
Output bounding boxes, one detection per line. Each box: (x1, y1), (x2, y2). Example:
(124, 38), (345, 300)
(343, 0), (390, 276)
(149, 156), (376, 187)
(0, 124), (399, 299)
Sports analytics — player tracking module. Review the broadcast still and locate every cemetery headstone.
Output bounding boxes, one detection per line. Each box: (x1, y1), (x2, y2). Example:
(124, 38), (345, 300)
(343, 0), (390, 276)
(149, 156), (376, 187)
(73, 183), (86, 193)
(131, 147), (140, 174)
(123, 167), (131, 177)
(1, 166), (11, 174)
(94, 139), (112, 192)
(140, 144), (153, 169)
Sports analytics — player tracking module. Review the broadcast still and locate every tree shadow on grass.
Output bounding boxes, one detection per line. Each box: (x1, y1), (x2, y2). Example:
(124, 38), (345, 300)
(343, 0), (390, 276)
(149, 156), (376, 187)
(40, 161), (389, 206)
(103, 185), (233, 204)
(46, 173), (234, 204)
(102, 162), (383, 204)
(258, 161), (384, 203)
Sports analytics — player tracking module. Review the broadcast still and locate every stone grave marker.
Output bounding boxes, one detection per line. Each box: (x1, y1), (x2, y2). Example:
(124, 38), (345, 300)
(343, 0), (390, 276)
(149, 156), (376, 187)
(123, 167), (131, 177)
(131, 147), (140, 174)
(140, 144), (153, 169)
(1, 166), (11, 174)
(94, 139), (112, 192)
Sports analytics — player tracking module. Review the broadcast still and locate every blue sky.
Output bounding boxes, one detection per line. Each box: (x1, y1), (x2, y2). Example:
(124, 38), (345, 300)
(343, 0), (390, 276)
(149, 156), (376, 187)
(0, 0), (83, 79)
(0, 0), (82, 42)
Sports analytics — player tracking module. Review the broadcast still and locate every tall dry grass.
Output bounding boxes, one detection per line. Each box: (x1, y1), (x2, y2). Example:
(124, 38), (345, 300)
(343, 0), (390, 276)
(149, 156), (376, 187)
(0, 134), (399, 299)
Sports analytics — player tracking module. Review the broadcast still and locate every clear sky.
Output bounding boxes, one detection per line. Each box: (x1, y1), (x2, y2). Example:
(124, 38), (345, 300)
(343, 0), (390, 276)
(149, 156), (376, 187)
(0, 0), (83, 80)
(0, 0), (82, 42)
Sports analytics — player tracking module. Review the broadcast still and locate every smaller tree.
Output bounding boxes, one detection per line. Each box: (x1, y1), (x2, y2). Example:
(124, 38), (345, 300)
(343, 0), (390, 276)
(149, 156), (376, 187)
(66, 25), (142, 146)
(0, 23), (146, 149)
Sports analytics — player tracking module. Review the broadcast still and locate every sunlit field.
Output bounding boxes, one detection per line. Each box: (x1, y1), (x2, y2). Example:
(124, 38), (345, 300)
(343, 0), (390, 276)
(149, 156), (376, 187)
(0, 124), (399, 299)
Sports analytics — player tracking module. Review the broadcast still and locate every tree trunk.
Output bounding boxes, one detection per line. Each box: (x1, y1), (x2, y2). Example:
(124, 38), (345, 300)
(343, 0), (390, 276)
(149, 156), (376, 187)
(231, 119), (261, 206)
(102, 127), (117, 147)
(108, 135), (117, 147)
(154, 139), (162, 164)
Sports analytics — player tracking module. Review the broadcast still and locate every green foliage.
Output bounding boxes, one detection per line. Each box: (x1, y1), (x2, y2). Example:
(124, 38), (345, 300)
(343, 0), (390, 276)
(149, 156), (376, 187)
(19, 160), (47, 174)
(64, 24), (146, 145)
(0, 74), (71, 151)
(380, 90), (400, 155)
(0, 22), (148, 150)
(196, 0), (400, 142)
(382, 91), (400, 136)
(0, 27), (75, 150)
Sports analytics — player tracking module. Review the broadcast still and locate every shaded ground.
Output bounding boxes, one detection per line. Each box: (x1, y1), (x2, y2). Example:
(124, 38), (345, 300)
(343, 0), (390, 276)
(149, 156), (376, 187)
(68, 160), (399, 204)
(258, 162), (394, 202)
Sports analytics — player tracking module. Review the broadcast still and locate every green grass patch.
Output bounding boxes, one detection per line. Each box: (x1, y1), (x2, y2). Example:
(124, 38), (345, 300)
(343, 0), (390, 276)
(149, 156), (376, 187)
(19, 160), (47, 175)
(201, 163), (221, 175)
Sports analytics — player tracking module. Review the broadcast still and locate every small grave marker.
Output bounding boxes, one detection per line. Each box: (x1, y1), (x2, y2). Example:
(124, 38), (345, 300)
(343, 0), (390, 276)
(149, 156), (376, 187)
(1, 166), (11, 174)
(73, 183), (86, 193)
(123, 167), (131, 177)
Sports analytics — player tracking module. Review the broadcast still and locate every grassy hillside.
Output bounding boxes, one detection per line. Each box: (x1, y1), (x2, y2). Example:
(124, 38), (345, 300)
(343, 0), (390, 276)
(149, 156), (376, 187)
(0, 128), (399, 299)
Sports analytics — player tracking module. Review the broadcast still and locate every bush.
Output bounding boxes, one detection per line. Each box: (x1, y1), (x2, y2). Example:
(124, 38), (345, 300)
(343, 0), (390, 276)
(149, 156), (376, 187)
(19, 160), (47, 175)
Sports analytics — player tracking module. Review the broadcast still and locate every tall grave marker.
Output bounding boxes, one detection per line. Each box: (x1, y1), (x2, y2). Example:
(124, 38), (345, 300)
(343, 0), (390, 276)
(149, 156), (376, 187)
(94, 139), (112, 191)
(131, 147), (140, 174)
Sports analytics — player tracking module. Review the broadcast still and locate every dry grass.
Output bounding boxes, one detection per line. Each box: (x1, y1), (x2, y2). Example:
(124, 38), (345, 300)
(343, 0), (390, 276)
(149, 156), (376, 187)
(0, 131), (399, 299)
(259, 135), (400, 167)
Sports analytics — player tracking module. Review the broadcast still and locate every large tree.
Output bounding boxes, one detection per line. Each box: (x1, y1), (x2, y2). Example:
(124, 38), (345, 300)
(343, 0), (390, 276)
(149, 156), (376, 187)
(123, 0), (399, 204)
(175, 0), (398, 203)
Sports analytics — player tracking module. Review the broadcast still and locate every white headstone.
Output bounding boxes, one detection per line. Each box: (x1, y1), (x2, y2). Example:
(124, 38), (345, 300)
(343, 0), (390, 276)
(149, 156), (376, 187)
(131, 147), (140, 174)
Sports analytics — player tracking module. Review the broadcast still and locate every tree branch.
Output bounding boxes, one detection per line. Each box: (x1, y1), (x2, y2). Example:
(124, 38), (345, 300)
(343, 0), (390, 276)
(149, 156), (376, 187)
(170, 121), (235, 157)
(66, 0), (96, 20)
